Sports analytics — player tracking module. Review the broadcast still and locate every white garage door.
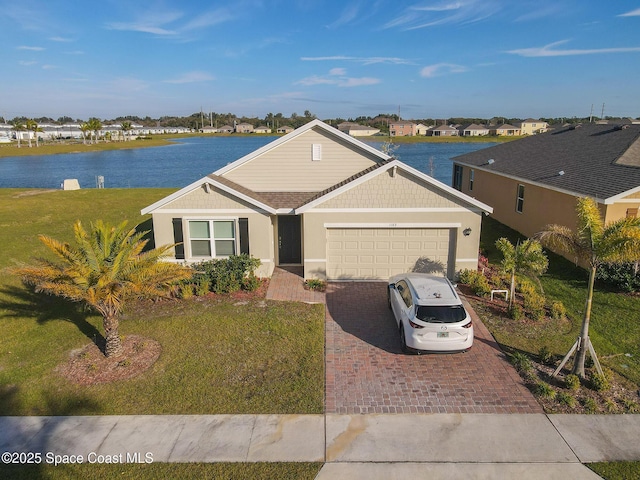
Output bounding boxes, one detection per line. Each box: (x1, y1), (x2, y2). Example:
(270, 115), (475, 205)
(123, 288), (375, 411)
(326, 227), (453, 280)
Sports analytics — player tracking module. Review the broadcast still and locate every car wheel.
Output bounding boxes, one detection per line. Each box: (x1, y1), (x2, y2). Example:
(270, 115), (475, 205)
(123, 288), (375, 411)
(399, 324), (409, 354)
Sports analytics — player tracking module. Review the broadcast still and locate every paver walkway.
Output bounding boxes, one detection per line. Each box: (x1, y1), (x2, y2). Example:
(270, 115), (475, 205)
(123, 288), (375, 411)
(265, 267), (325, 304)
(325, 282), (542, 414)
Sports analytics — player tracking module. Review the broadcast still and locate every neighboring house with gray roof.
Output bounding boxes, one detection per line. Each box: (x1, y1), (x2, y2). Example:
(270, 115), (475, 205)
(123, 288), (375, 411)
(462, 124), (489, 137)
(451, 123), (640, 241)
(142, 120), (491, 280)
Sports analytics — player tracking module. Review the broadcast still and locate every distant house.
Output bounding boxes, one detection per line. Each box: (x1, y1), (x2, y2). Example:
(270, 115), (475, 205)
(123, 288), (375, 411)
(430, 125), (458, 137)
(235, 123), (254, 134)
(277, 126), (294, 134)
(451, 123), (640, 247)
(344, 125), (380, 137)
(202, 126), (218, 134)
(337, 122), (360, 132)
(389, 121), (417, 137)
(415, 123), (430, 135)
(490, 124), (521, 136)
(520, 119), (549, 135)
(218, 125), (234, 133)
(254, 126), (271, 134)
(462, 124), (489, 137)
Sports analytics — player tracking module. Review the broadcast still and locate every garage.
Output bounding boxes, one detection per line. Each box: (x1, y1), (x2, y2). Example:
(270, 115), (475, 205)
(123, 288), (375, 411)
(325, 225), (455, 280)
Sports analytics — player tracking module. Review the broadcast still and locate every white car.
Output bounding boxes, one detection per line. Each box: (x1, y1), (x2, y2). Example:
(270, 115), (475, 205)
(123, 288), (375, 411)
(388, 273), (473, 353)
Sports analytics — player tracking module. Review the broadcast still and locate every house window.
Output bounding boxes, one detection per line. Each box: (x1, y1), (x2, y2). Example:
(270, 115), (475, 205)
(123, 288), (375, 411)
(516, 184), (525, 213)
(453, 165), (463, 190)
(627, 208), (638, 219)
(469, 169), (474, 191)
(188, 220), (236, 258)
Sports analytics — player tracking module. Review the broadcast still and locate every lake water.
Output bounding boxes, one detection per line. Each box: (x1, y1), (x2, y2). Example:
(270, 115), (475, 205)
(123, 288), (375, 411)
(0, 137), (494, 189)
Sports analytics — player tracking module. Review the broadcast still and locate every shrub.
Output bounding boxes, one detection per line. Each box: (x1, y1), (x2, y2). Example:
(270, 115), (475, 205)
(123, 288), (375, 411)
(241, 272), (261, 292)
(304, 279), (326, 291)
(622, 398), (640, 413)
(589, 373), (610, 392)
(534, 381), (556, 400)
(564, 374), (581, 391)
(604, 398), (619, 413)
(596, 262), (640, 293)
(582, 397), (598, 413)
(193, 274), (211, 296)
(177, 281), (194, 299)
(550, 301), (566, 320)
(458, 269), (491, 297)
(511, 351), (533, 375)
(557, 391), (577, 408)
(195, 254), (261, 294)
(508, 303), (524, 321)
(523, 290), (546, 321)
(538, 346), (554, 366)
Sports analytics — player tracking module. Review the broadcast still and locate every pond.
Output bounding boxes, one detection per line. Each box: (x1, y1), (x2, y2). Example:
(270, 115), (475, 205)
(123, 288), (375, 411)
(0, 137), (495, 189)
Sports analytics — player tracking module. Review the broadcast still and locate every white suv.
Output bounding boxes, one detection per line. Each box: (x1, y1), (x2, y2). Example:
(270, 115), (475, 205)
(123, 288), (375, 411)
(388, 273), (473, 353)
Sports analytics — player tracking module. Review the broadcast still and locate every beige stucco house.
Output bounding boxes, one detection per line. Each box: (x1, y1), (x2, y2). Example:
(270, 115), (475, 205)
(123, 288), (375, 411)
(451, 123), (640, 242)
(520, 119), (548, 135)
(142, 120), (492, 280)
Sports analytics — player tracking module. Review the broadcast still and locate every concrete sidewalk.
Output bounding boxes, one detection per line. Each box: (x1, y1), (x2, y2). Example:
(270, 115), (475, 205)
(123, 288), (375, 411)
(2, 414), (639, 478)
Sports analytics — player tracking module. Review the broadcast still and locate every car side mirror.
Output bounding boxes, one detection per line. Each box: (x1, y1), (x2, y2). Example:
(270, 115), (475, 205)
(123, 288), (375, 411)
(389, 283), (396, 290)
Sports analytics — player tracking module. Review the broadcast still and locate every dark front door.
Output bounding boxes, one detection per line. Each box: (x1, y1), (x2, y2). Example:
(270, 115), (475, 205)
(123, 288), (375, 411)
(278, 216), (302, 264)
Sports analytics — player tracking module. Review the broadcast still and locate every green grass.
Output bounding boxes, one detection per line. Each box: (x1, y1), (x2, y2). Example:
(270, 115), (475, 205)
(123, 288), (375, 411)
(588, 462), (640, 480)
(0, 189), (324, 416)
(0, 138), (177, 158)
(479, 216), (640, 386)
(0, 462), (322, 480)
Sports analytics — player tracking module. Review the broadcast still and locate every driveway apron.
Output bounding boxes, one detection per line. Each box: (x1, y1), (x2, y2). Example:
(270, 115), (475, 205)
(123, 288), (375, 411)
(325, 282), (542, 414)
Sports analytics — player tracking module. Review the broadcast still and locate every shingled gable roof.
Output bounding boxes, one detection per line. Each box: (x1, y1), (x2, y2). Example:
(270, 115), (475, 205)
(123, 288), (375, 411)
(213, 118), (390, 176)
(295, 158), (493, 214)
(452, 123), (640, 203)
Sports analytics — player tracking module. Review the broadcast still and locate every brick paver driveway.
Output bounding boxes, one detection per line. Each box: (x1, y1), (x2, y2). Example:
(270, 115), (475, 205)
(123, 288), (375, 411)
(325, 282), (542, 414)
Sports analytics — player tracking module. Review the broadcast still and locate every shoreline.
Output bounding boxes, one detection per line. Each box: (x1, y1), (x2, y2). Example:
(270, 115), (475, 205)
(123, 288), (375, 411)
(0, 133), (514, 159)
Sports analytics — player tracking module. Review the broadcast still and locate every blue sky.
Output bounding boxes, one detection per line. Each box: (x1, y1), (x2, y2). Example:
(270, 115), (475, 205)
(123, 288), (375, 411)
(1, 1), (640, 121)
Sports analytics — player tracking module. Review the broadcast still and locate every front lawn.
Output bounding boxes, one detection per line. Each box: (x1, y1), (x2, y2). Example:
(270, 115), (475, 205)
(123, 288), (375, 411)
(0, 189), (324, 416)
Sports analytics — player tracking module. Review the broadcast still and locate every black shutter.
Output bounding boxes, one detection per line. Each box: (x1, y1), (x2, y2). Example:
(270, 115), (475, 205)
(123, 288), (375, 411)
(239, 218), (249, 255)
(172, 218), (185, 260)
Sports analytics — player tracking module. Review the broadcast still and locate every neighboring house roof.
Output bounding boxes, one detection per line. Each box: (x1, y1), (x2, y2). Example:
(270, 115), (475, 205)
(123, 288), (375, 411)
(452, 123), (640, 203)
(433, 125), (457, 131)
(464, 124), (488, 131)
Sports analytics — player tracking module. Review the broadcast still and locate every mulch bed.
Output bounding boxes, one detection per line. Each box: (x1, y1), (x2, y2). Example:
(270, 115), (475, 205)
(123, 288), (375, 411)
(57, 335), (161, 386)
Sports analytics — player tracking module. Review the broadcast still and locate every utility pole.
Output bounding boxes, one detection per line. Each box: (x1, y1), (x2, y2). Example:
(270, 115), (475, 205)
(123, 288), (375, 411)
(601, 103), (605, 119)
(589, 104), (594, 123)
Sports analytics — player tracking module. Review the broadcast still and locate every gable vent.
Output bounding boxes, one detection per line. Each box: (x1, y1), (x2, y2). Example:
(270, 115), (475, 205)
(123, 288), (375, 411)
(312, 144), (322, 161)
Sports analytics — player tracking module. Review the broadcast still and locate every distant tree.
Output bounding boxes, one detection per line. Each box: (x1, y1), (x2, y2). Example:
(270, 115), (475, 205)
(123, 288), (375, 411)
(11, 119), (25, 148)
(27, 119), (44, 147)
(80, 122), (91, 145)
(12, 220), (194, 358)
(57, 116), (73, 124)
(535, 197), (640, 378)
(87, 117), (102, 144)
(25, 119), (37, 147)
(120, 121), (133, 142)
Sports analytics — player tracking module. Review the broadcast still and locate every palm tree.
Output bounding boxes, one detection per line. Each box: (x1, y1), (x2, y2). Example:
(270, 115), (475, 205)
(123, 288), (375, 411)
(11, 119), (25, 148)
(535, 197), (640, 378)
(495, 237), (548, 309)
(27, 119), (43, 147)
(80, 122), (91, 145)
(25, 119), (37, 147)
(12, 220), (193, 357)
(88, 117), (102, 144)
(120, 121), (133, 142)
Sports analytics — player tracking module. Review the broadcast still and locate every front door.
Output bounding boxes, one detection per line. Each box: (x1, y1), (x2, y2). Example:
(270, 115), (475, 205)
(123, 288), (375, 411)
(278, 216), (302, 264)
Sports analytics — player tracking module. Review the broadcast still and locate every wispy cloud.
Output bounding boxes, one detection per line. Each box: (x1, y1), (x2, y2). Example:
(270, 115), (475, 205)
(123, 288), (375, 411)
(507, 40), (640, 57)
(164, 71), (215, 84)
(383, 0), (499, 30)
(105, 10), (183, 36)
(327, 1), (361, 29)
(420, 63), (468, 77)
(296, 69), (380, 87)
(182, 8), (235, 31)
(17, 46), (45, 51)
(18, 60), (37, 66)
(618, 8), (640, 17)
(42, 64), (57, 70)
(301, 55), (415, 65)
(50, 36), (73, 42)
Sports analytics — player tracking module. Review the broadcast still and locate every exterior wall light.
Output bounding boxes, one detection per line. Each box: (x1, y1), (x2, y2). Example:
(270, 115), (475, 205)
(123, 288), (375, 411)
(463, 228), (472, 236)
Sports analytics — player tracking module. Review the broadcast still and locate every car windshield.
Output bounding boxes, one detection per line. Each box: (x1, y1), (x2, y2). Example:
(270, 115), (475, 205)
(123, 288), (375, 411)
(416, 305), (467, 324)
